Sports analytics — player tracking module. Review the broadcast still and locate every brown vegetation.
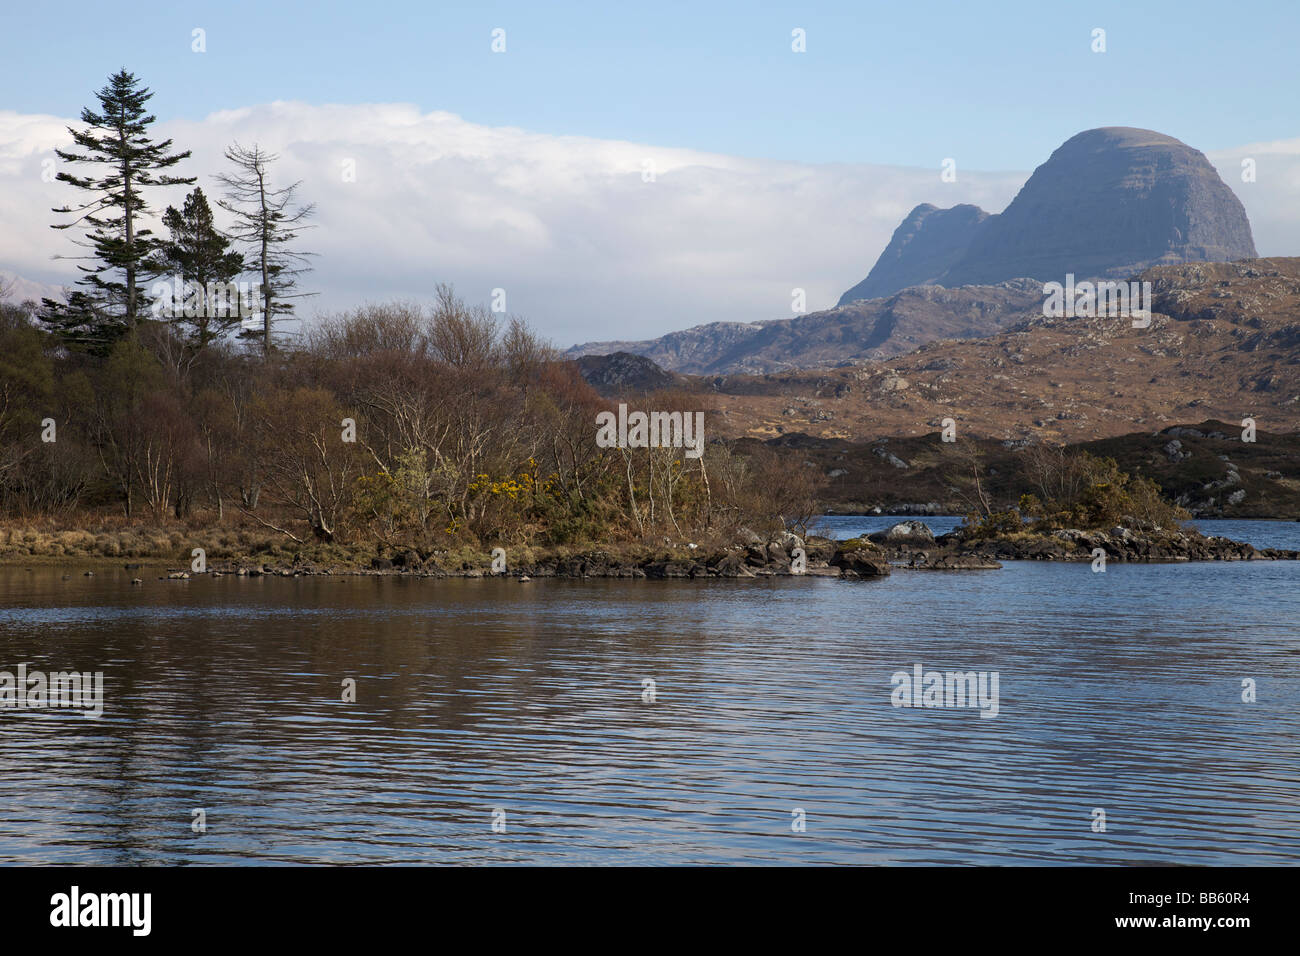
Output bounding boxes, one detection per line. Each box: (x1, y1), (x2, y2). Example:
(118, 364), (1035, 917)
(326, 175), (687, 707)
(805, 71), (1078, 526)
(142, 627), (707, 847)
(0, 289), (819, 566)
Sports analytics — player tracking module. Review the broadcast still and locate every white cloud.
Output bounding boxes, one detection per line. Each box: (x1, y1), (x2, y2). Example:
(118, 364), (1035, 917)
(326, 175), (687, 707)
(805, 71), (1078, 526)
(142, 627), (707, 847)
(0, 104), (1292, 346)
(1206, 140), (1300, 262)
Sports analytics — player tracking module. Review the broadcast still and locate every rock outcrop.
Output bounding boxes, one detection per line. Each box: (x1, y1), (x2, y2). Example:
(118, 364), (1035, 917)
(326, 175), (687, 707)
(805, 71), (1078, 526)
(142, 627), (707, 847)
(575, 351), (684, 394)
(828, 538), (892, 577)
(957, 526), (1294, 563)
(867, 520), (936, 546)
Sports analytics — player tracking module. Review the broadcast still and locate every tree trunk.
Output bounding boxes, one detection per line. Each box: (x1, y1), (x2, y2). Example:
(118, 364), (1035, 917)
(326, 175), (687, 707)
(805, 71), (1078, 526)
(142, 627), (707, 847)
(259, 166), (272, 357)
(120, 117), (136, 326)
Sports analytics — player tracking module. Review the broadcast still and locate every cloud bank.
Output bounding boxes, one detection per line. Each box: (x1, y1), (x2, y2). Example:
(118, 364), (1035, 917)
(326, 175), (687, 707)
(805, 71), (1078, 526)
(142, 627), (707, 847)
(0, 103), (1294, 347)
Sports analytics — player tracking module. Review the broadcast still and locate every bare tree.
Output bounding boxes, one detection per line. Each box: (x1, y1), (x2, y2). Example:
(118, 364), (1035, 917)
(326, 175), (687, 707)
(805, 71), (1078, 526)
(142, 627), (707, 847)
(945, 438), (996, 521)
(1022, 441), (1089, 515)
(216, 143), (315, 356)
(246, 387), (360, 542)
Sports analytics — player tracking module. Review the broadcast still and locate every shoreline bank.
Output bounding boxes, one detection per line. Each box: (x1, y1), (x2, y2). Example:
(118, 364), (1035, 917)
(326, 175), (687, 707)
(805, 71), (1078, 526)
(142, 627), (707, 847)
(4, 519), (1298, 581)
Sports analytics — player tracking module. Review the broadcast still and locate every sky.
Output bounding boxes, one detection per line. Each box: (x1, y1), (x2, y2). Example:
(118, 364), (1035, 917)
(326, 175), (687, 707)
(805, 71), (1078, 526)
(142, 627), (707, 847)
(1, 0), (1299, 346)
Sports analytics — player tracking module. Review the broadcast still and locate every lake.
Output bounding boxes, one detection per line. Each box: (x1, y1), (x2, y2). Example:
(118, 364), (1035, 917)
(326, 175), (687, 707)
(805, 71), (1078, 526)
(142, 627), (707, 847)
(1, 518), (1298, 865)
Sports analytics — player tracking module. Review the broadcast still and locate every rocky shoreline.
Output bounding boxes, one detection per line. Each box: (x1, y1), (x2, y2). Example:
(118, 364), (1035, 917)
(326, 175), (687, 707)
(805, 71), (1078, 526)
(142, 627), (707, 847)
(78, 519), (1294, 583)
(887, 519), (1300, 565)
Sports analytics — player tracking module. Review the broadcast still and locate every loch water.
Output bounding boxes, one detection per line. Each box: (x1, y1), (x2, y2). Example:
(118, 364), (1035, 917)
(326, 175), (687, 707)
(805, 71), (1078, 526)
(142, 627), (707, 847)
(0, 519), (1297, 864)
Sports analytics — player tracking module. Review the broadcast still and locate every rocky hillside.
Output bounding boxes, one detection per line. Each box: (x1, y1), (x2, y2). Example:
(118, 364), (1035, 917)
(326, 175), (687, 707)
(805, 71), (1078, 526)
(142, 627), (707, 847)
(567, 279), (1042, 374)
(691, 259), (1300, 448)
(839, 127), (1257, 303)
(566, 258), (1300, 517)
(730, 420), (1300, 519)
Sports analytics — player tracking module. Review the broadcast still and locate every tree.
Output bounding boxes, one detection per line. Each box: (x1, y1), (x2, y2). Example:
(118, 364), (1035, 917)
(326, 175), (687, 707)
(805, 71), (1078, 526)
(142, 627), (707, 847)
(946, 437), (997, 523)
(0, 300), (54, 486)
(41, 69), (194, 352)
(216, 143), (315, 356)
(247, 387), (360, 543)
(149, 187), (245, 349)
(90, 333), (166, 517)
(191, 386), (238, 519)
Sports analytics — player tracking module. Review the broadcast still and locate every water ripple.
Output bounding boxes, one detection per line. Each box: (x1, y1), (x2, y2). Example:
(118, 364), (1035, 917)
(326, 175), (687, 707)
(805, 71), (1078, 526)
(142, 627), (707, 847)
(1, 541), (1298, 864)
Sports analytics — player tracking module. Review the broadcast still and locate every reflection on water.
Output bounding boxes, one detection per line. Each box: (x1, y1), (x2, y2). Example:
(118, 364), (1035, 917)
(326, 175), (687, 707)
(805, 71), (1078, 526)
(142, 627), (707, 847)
(1, 521), (1298, 864)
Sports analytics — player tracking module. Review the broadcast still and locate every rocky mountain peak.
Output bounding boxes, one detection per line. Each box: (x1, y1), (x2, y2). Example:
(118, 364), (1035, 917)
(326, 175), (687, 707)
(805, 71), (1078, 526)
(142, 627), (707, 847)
(838, 203), (991, 305)
(841, 127), (1257, 303)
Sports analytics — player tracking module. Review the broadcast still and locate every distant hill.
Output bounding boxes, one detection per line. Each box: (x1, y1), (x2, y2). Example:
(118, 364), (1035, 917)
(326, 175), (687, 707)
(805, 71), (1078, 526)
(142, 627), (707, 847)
(574, 351), (685, 394)
(567, 279), (1043, 375)
(731, 419), (1300, 519)
(0, 270), (64, 306)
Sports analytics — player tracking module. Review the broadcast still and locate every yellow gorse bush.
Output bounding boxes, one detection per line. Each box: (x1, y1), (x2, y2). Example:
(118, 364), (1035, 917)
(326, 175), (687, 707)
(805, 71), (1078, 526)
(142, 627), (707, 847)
(468, 462), (539, 501)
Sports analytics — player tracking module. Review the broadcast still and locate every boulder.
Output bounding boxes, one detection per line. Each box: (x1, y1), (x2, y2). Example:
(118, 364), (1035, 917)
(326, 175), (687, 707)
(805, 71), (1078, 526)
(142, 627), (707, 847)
(869, 520), (936, 546)
(802, 536), (837, 562)
(829, 539), (891, 578)
(925, 553), (1003, 570)
(643, 560), (702, 579)
(778, 531), (804, 553)
(709, 551), (758, 578)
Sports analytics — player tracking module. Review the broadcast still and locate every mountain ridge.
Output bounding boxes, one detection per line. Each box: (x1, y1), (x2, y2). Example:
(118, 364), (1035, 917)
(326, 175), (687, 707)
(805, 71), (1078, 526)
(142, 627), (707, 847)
(567, 278), (1044, 375)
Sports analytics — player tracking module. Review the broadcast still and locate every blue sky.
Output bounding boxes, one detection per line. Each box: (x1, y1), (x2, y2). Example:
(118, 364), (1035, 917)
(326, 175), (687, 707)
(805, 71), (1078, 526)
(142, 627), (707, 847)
(2, 1), (1298, 345)
(2, 0), (1296, 170)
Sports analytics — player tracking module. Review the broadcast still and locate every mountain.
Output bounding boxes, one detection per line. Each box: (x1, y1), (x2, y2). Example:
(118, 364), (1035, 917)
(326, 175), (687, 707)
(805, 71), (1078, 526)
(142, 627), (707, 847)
(840, 127), (1258, 303)
(573, 128), (1258, 375)
(0, 270), (65, 305)
(567, 279), (1043, 375)
(601, 258), (1300, 447)
(837, 203), (991, 305)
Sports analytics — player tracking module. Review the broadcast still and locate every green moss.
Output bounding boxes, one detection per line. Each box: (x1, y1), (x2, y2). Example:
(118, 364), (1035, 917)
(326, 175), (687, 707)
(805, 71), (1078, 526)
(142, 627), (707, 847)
(837, 537), (881, 553)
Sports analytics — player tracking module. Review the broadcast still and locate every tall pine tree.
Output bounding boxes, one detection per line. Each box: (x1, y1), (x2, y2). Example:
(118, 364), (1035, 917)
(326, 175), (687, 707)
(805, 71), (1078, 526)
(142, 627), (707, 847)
(41, 69), (194, 353)
(149, 186), (245, 349)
